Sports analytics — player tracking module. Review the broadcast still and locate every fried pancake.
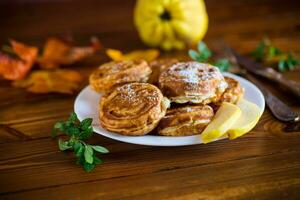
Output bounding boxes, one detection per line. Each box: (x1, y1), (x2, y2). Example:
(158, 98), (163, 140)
(89, 60), (151, 93)
(159, 62), (228, 104)
(213, 77), (244, 106)
(158, 105), (214, 136)
(99, 83), (170, 136)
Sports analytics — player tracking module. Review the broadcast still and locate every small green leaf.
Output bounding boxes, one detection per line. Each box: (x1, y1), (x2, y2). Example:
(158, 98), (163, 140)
(58, 139), (72, 151)
(84, 145), (94, 164)
(197, 42), (211, 62)
(278, 59), (286, 72)
(74, 142), (84, 156)
(198, 41), (207, 52)
(67, 126), (80, 136)
(54, 121), (65, 131)
(93, 156), (103, 165)
(83, 162), (95, 172)
(76, 154), (85, 165)
(189, 42), (211, 62)
(79, 127), (93, 140)
(251, 41), (265, 60)
(213, 58), (231, 72)
(68, 112), (78, 123)
(268, 46), (280, 57)
(188, 50), (199, 60)
(92, 146), (109, 153)
(81, 118), (93, 130)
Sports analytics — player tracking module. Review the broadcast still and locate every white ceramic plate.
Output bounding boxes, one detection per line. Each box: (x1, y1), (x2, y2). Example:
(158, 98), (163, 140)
(74, 72), (265, 146)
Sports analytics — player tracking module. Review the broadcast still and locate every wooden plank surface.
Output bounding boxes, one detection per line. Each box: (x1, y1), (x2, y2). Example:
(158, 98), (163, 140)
(0, 0), (300, 199)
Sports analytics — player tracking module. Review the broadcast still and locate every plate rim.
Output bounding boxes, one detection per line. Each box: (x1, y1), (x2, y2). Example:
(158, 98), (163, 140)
(74, 72), (265, 146)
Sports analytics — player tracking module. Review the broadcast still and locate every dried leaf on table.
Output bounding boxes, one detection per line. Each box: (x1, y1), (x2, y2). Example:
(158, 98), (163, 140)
(38, 37), (101, 69)
(0, 40), (38, 80)
(106, 48), (159, 62)
(12, 69), (83, 94)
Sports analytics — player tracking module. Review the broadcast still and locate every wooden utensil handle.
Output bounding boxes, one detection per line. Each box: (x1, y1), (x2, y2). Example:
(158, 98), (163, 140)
(256, 68), (300, 99)
(242, 72), (299, 122)
(277, 77), (300, 98)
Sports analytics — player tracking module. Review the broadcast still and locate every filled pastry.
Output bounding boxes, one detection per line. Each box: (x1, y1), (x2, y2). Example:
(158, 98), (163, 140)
(158, 105), (214, 136)
(99, 83), (170, 136)
(159, 62), (228, 104)
(89, 60), (151, 93)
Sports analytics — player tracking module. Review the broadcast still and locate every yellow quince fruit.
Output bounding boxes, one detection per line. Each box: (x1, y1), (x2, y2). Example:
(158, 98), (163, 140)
(134, 0), (209, 51)
(201, 102), (241, 144)
(227, 98), (263, 139)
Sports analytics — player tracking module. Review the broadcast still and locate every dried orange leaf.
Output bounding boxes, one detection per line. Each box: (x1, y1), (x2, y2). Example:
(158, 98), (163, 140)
(106, 48), (159, 62)
(10, 40), (38, 62)
(38, 37), (101, 69)
(13, 69), (83, 94)
(0, 40), (38, 80)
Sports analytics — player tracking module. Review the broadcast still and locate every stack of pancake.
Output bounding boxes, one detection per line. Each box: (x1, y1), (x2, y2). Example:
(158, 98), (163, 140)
(89, 59), (244, 136)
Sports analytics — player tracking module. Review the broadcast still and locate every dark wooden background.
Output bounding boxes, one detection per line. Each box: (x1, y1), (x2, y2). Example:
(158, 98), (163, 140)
(0, 0), (300, 199)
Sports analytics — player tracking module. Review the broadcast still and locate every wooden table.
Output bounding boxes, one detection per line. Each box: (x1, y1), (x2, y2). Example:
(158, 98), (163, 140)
(0, 0), (300, 199)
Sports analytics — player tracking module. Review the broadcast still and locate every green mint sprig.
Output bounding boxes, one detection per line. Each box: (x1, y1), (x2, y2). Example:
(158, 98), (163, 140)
(189, 42), (212, 62)
(188, 41), (232, 72)
(52, 112), (109, 172)
(278, 53), (300, 72)
(212, 58), (231, 72)
(251, 37), (299, 72)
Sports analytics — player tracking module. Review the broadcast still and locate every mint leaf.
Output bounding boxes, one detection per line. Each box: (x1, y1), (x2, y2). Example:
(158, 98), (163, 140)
(189, 42), (212, 62)
(92, 146), (109, 153)
(93, 156), (103, 165)
(251, 38), (299, 72)
(74, 142), (84, 156)
(84, 145), (94, 164)
(197, 42), (211, 61)
(268, 46), (280, 58)
(278, 58), (286, 72)
(213, 59), (231, 72)
(81, 118), (93, 130)
(83, 162), (95, 172)
(198, 42), (209, 53)
(54, 121), (64, 130)
(251, 41), (265, 60)
(188, 50), (199, 60)
(58, 139), (72, 151)
(53, 112), (108, 172)
(79, 127), (93, 140)
(67, 126), (80, 136)
(76, 154), (85, 165)
(68, 112), (78, 123)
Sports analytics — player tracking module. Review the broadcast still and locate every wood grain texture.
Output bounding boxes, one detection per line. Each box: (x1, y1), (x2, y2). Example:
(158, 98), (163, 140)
(0, 0), (300, 199)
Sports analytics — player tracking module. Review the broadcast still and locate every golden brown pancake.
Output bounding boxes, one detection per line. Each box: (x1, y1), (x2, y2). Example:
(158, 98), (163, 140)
(213, 76), (244, 106)
(89, 60), (151, 93)
(99, 83), (170, 136)
(159, 62), (228, 104)
(158, 105), (214, 136)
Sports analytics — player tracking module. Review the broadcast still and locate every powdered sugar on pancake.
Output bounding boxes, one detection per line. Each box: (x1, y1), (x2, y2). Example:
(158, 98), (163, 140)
(117, 84), (138, 104)
(166, 62), (225, 84)
(159, 61), (228, 104)
(116, 83), (160, 105)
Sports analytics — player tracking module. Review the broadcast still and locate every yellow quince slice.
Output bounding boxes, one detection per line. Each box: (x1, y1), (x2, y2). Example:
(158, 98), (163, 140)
(227, 98), (262, 140)
(201, 102), (241, 144)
